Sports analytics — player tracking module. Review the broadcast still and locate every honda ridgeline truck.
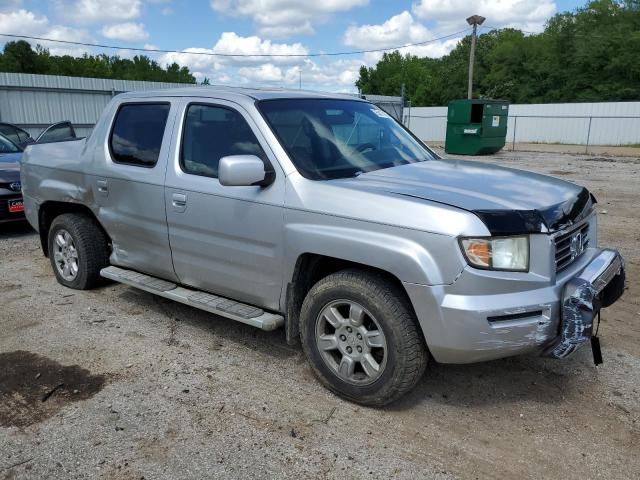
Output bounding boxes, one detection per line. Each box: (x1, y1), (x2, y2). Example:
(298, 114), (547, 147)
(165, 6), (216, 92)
(21, 88), (626, 405)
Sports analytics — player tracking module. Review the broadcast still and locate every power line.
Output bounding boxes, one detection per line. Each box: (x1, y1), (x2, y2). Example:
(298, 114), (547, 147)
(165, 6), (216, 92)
(0, 29), (471, 58)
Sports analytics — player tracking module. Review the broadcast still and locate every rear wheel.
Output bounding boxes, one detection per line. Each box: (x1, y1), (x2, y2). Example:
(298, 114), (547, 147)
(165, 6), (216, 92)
(48, 213), (110, 289)
(300, 269), (428, 406)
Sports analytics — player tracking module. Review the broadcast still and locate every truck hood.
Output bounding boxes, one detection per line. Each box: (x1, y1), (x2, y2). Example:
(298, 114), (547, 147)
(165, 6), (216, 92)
(338, 159), (593, 234)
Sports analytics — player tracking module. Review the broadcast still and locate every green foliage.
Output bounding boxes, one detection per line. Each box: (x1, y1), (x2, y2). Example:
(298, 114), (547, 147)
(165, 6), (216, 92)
(0, 41), (196, 84)
(356, 0), (640, 105)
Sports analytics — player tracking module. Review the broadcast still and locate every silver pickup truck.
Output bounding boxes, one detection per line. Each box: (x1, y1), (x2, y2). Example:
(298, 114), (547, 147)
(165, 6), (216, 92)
(21, 87), (625, 405)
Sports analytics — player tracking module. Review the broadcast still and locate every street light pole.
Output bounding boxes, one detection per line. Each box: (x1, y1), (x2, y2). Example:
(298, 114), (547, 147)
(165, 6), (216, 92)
(466, 14), (485, 99)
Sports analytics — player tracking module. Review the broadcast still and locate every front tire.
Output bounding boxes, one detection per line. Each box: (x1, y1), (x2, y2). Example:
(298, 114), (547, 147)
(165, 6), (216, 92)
(300, 269), (428, 406)
(48, 213), (110, 290)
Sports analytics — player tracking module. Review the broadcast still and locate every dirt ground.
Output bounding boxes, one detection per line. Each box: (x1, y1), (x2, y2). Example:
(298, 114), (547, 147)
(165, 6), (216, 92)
(1, 150), (638, 480)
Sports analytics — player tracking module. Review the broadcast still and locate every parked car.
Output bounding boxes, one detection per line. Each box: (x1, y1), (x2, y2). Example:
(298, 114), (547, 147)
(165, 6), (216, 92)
(0, 133), (25, 223)
(20, 88), (626, 405)
(0, 121), (77, 149)
(0, 122), (34, 149)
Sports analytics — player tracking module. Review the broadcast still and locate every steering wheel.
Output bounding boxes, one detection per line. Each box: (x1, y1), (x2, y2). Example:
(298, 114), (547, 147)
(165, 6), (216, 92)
(355, 142), (376, 153)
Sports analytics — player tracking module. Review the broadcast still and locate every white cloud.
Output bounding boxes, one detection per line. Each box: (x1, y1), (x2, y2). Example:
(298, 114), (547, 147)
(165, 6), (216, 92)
(344, 11), (431, 49)
(159, 31), (308, 75)
(56, 0), (142, 24)
(0, 8), (89, 55)
(161, 7), (173, 15)
(157, 34), (364, 92)
(0, 8), (49, 34)
(160, 47), (220, 72)
(210, 0), (369, 38)
(212, 32), (307, 64)
(344, 11), (462, 59)
(101, 22), (149, 42)
(238, 63), (285, 82)
(412, 0), (556, 33)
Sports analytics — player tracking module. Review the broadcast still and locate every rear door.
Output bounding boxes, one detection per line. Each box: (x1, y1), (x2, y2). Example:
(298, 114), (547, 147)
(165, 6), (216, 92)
(36, 121), (77, 144)
(92, 99), (178, 281)
(164, 99), (286, 310)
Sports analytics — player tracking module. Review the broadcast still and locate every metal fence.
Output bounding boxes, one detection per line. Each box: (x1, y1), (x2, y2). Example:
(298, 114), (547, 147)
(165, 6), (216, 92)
(506, 115), (640, 152)
(360, 94), (404, 122)
(405, 102), (640, 149)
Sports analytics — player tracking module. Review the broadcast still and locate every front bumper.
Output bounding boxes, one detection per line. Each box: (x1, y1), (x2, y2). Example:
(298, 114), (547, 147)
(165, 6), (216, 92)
(542, 249), (624, 359)
(0, 194), (25, 224)
(404, 248), (626, 364)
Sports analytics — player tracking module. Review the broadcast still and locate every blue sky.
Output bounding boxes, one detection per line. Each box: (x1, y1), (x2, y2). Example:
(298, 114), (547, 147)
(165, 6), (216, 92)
(1, 0), (585, 92)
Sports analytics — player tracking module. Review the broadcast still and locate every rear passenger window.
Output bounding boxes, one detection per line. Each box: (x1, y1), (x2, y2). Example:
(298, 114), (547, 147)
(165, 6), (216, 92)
(181, 104), (265, 178)
(110, 103), (170, 167)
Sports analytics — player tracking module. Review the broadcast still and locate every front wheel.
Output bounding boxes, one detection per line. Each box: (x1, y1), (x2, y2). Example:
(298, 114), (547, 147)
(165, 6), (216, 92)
(299, 269), (428, 406)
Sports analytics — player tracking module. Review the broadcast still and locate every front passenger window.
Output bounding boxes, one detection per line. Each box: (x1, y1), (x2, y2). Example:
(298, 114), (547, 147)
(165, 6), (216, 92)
(181, 104), (266, 178)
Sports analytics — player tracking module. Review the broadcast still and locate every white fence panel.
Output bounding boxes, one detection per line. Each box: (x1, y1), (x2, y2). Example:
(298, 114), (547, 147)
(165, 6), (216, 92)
(407, 102), (640, 146)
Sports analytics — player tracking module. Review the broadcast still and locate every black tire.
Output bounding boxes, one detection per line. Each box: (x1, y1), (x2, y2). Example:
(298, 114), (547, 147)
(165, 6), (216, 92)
(299, 269), (428, 406)
(48, 213), (110, 290)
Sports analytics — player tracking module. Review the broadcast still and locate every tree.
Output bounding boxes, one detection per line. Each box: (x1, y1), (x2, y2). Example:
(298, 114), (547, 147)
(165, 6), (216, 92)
(0, 41), (197, 84)
(356, 0), (640, 105)
(0, 41), (48, 74)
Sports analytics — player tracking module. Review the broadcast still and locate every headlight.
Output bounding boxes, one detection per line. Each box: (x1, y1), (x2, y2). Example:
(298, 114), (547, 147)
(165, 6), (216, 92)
(459, 236), (529, 272)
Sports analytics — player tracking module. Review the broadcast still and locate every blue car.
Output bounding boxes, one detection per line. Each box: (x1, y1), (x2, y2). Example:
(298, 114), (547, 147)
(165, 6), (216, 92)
(0, 133), (25, 223)
(0, 122), (78, 224)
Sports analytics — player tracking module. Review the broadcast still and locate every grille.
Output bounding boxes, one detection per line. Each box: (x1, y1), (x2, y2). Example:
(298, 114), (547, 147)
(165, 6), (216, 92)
(0, 195), (23, 220)
(554, 221), (590, 272)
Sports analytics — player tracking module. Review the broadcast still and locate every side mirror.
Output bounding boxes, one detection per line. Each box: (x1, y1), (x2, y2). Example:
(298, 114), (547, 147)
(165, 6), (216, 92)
(218, 155), (274, 187)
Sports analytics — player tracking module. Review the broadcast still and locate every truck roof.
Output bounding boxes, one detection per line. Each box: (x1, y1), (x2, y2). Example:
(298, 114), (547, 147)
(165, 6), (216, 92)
(118, 86), (363, 102)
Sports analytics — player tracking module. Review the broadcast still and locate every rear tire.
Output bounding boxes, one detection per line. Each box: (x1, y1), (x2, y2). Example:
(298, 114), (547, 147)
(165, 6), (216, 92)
(48, 213), (110, 290)
(299, 269), (428, 406)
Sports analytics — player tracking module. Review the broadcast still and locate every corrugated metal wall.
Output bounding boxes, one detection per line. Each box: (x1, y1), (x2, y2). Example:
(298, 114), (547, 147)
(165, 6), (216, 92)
(406, 102), (640, 146)
(2, 73), (637, 146)
(0, 73), (405, 139)
(0, 73), (196, 138)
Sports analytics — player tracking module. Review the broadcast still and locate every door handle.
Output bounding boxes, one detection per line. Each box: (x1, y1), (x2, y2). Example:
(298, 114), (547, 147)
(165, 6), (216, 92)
(96, 179), (108, 195)
(172, 193), (187, 208)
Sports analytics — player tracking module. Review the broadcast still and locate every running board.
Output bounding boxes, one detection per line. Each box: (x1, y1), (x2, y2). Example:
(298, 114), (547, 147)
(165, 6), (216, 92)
(100, 266), (284, 331)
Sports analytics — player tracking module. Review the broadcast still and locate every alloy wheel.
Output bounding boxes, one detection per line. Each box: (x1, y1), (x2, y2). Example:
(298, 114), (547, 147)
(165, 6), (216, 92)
(315, 300), (388, 385)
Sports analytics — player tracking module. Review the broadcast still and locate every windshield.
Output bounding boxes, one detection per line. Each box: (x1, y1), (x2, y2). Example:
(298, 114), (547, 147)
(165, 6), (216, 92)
(0, 134), (21, 156)
(258, 99), (435, 180)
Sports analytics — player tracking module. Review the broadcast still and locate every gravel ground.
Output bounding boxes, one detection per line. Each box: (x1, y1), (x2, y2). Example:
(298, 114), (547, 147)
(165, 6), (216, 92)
(1, 150), (638, 480)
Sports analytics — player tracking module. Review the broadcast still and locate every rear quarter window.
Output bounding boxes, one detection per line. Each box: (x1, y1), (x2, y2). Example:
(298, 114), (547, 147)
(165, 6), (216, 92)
(109, 103), (170, 167)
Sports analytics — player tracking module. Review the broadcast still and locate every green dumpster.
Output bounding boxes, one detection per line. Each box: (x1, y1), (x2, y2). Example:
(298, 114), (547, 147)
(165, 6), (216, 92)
(444, 99), (509, 155)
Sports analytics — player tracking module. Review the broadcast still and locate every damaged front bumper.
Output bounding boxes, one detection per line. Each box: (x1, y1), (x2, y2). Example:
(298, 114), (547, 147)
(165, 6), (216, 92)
(542, 249), (625, 359)
(403, 246), (626, 364)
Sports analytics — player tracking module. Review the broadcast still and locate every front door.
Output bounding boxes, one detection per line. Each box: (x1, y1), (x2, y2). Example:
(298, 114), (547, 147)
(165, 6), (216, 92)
(164, 99), (285, 310)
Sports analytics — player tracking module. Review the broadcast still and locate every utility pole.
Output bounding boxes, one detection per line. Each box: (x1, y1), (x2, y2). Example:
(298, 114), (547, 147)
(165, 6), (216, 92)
(466, 14), (485, 99)
(400, 82), (406, 124)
